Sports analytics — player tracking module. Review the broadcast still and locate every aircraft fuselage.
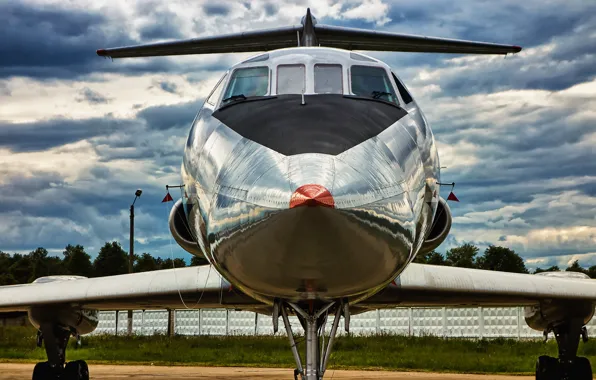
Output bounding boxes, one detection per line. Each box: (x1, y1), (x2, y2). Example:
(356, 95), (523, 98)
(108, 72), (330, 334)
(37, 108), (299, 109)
(180, 47), (441, 304)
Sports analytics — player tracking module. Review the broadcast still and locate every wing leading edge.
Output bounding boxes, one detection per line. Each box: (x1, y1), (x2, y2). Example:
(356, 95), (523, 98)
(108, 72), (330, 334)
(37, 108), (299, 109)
(0, 265), (261, 312)
(361, 263), (596, 309)
(2, 263), (594, 313)
(97, 9), (521, 59)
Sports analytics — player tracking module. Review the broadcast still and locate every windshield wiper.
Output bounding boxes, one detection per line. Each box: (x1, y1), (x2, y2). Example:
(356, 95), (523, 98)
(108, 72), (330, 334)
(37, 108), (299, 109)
(222, 94), (247, 104)
(371, 91), (392, 100)
(343, 94), (402, 109)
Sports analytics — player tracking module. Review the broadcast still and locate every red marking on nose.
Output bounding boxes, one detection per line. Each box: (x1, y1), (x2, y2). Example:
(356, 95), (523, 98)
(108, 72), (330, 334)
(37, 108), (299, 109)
(290, 184), (335, 209)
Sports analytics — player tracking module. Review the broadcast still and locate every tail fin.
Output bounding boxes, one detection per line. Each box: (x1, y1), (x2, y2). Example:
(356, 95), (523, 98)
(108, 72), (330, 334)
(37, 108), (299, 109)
(97, 8), (521, 59)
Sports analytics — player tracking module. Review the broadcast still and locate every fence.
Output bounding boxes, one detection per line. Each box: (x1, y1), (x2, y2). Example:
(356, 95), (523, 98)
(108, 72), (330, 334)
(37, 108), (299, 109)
(92, 307), (596, 339)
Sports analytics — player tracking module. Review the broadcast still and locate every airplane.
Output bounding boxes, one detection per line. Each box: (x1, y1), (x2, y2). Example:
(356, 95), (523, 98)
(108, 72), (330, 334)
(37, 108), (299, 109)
(1, 8), (595, 380)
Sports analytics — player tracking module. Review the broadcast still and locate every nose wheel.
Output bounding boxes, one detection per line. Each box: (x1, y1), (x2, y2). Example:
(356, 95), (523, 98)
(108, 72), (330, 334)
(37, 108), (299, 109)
(33, 323), (89, 380)
(536, 319), (593, 380)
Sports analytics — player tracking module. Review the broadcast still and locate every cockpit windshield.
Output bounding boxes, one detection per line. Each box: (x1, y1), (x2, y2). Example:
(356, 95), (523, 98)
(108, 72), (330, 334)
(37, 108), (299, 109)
(350, 66), (398, 104)
(223, 67), (269, 103)
(314, 64), (342, 94)
(277, 64), (305, 95)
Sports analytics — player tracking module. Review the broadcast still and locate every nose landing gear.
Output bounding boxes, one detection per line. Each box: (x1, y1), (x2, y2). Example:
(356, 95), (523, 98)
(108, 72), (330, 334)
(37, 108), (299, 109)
(277, 300), (349, 380)
(33, 323), (89, 380)
(536, 318), (592, 380)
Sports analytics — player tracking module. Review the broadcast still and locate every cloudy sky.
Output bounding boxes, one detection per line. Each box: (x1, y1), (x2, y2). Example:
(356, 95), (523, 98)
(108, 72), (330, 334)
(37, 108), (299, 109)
(0, 0), (594, 270)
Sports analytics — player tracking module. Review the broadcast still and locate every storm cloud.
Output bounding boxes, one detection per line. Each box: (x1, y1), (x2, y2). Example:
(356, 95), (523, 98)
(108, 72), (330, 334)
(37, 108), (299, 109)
(0, 0), (594, 270)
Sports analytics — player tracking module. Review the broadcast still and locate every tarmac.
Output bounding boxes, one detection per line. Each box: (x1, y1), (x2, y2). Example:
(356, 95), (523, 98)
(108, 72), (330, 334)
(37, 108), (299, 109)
(0, 364), (535, 379)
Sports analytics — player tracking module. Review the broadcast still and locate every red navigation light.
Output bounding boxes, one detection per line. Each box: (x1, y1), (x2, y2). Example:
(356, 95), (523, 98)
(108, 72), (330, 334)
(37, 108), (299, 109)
(290, 184), (335, 209)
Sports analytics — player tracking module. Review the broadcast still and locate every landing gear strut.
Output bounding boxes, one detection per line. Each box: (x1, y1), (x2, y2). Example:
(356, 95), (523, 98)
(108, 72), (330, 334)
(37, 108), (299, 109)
(33, 323), (89, 380)
(537, 318), (592, 380)
(278, 300), (348, 380)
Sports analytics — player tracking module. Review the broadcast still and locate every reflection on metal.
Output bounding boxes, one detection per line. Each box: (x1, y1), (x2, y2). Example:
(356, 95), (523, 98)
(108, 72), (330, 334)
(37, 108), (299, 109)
(181, 47), (441, 305)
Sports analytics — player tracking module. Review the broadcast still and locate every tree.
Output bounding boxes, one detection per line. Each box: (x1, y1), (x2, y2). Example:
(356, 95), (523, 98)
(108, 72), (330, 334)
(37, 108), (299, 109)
(0, 272), (17, 286)
(0, 252), (16, 285)
(566, 260), (587, 274)
(0, 252), (18, 285)
(157, 257), (187, 270)
(587, 266), (596, 279)
(45, 256), (67, 277)
(63, 244), (93, 277)
(475, 246), (528, 273)
(29, 247), (66, 282)
(173, 258), (187, 268)
(93, 242), (128, 277)
(0, 251), (11, 269)
(445, 243), (478, 268)
(134, 253), (158, 272)
(534, 265), (560, 274)
(8, 253), (31, 284)
(413, 250), (446, 265)
(190, 255), (209, 266)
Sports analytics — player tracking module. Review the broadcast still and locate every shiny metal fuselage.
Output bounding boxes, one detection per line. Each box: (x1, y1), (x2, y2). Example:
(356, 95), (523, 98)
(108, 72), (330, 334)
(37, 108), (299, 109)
(180, 48), (440, 304)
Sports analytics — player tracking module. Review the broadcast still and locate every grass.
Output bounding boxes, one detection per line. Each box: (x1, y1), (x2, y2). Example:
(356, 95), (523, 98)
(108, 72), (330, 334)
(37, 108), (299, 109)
(2, 326), (596, 374)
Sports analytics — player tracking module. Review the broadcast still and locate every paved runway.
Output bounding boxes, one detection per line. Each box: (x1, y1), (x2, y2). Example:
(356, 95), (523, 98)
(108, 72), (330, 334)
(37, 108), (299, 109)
(0, 364), (535, 379)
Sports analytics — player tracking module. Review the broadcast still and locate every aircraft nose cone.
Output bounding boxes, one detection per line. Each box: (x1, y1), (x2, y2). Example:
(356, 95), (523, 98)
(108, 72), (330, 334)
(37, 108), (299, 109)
(290, 184), (335, 208)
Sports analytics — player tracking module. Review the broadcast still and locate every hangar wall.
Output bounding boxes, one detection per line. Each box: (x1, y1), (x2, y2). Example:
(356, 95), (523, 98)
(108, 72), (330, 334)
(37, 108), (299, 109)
(92, 307), (596, 338)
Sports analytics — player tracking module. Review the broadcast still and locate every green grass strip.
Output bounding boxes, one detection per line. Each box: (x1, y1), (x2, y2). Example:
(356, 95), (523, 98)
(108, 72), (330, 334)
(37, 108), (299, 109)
(2, 326), (596, 374)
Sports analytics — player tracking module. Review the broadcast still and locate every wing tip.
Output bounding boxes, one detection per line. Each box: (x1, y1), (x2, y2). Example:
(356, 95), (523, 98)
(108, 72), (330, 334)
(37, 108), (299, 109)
(512, 45), (523, 53)
(96, 49), (108, 57)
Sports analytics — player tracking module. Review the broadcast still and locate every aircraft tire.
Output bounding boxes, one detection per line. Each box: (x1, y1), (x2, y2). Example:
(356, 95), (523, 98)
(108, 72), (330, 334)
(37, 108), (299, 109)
(535, 355), (559, 380)
(32, 361), (53, 380)
(570, 357), (592, 380)
(64, 360), (89, 380)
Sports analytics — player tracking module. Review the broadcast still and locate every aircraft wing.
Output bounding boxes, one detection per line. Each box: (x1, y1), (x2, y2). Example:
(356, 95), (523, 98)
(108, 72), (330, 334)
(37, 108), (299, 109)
(0, 265), (263, 312)
(97, 24), (520, 59)
(360, 263), (596, 309)
(2, 263), (593, 313)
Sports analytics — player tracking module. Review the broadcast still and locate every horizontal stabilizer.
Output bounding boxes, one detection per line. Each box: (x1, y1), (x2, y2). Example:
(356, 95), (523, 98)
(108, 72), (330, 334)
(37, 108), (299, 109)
(314, 25), (521, 55)
(97, 25), (303, 58)
(97, 9), (521, 59)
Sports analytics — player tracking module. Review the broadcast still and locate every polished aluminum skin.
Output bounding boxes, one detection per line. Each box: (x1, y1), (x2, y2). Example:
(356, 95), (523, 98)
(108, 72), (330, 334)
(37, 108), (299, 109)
(181, 48), (441, 304)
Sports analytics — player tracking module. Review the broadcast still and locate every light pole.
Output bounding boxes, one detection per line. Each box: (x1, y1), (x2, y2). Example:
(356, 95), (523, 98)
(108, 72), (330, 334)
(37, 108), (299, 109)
(128, 189), (142, 335)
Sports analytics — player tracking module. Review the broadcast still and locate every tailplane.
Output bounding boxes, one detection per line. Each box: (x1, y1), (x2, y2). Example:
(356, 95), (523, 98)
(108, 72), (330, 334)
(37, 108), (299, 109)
(97, 8), (521, 59)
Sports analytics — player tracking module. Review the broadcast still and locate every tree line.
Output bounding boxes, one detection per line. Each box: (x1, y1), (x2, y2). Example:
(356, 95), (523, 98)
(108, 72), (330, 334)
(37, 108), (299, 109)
(1, 242), (594, 286)
(0, 242), (207, 286)
(415, 243), (596, 278)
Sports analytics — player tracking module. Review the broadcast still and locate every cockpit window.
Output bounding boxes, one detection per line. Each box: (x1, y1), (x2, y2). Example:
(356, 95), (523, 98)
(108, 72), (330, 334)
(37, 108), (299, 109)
(223, 67), (269, 102)
(392, 73), (414, 104)
(206, 73), (228, 106)
(350, 66), (398, 104)
(277, 64), (305, 95)
(314, 64), (343, 94)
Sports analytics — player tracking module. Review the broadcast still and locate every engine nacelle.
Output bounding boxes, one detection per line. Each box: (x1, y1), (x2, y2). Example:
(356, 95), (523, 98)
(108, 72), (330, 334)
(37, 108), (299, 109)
(525, 272), (595, 332)
(169, 199), (204, 257)
(419, 197), (452, 255)
(27, 276), (99, 335)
